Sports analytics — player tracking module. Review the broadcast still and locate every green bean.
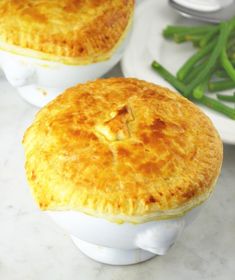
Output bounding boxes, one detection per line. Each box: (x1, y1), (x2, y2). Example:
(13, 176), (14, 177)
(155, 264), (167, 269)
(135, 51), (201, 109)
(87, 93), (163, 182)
(177, 39), (216, 81)
(217, 93), (235, 102)
(200, 95), (235, 119)
(173, 33), (203, 44)
(163, 25), (215, 38)
(229, 16), (235, 30)
(184, 22), (231, 97)
(192, 84), (205, 100)
(192, 77), (209, 100)
(164, 25), (214, 32)
(221, 48), (235, 81)
(151, 61), (186, 94)
(183, 59), (208, 84)
(227, 34), (235, 50)
(228, 50), (235, 60)
(208, 79), (235, 92)
(152, 17), (235, 119)
(228, 53), (235, 60)
(192, 39), (201, 48)
(214, 69), (229, 78)
(199, 27), (219, 47)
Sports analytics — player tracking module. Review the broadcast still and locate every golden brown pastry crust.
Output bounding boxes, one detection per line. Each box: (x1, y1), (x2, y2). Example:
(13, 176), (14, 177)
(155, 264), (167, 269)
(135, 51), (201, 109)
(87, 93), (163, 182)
(23, 78), (223, 223)
(0, 0), (134, 64)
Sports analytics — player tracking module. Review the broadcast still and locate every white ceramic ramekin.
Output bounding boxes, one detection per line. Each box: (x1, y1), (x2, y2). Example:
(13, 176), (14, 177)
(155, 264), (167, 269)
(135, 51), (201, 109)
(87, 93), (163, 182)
(0, 29), (131, 108)
(47, 206), (202, 265)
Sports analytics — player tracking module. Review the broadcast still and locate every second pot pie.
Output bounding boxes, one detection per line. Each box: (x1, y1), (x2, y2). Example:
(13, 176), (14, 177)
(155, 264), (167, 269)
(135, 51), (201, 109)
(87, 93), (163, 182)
(23, 78), (223, 223)
(0, 0), (134, 64)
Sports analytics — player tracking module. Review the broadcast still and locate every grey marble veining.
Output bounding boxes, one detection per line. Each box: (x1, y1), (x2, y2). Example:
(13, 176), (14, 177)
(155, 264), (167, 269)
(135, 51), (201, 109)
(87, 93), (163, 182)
(0, 65), (235, 280)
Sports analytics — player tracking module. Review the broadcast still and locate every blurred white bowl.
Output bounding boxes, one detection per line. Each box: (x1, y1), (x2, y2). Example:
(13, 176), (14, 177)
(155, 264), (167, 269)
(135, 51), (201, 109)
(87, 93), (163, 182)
(0, 29), (131, 107)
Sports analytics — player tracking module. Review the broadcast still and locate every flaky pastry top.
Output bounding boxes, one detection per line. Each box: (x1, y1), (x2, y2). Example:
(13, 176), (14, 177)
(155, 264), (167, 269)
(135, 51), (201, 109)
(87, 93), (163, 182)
(0, 0), (134, 64)
(23, 78), (223, 223)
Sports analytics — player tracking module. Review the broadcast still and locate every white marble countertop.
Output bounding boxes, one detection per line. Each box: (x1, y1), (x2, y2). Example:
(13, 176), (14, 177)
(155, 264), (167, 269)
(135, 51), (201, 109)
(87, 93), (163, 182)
(0, 65), (235, 280)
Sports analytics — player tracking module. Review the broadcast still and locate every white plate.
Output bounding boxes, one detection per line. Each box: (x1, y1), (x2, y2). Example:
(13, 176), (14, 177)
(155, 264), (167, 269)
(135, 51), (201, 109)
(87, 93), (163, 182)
(122, 0), (235, 144)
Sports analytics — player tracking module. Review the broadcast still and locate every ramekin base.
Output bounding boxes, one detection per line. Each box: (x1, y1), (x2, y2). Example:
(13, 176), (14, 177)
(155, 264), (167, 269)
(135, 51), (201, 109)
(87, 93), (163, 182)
(70, 235), (156, 266)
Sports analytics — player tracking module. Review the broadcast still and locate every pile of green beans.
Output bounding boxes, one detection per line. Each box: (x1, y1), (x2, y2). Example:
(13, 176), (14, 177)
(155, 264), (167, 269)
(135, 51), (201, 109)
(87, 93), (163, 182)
(151, 17), (235, 120)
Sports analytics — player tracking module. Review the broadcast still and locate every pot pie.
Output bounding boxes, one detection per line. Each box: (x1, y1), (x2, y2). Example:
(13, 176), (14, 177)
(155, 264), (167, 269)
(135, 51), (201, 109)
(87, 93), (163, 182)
(23, 78), (223, 223)
(0, 0), (134, 64)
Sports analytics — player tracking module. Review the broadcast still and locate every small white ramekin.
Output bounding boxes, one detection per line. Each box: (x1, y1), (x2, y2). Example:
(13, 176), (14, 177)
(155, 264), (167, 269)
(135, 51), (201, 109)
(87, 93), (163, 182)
(0, 29), (131, 107)
(47, 206), (202, 265)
